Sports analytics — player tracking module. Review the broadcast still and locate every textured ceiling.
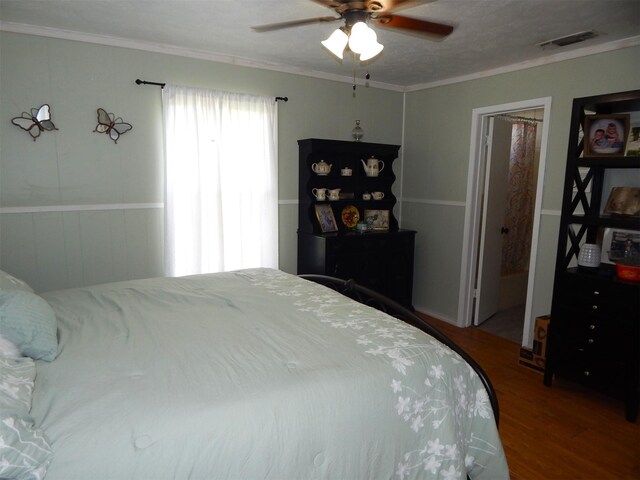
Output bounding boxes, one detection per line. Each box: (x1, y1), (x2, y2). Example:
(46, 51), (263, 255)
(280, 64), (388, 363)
(1, 0), (639, 89)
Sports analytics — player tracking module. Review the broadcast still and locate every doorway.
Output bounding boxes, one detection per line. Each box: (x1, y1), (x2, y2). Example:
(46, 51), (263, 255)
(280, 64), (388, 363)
(458, 98), (552, 347)
(475, 111), (543, 342)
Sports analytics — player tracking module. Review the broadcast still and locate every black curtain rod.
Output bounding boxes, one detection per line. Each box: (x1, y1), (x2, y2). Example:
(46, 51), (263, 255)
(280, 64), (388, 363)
(135, 79), (288, 102)
(135, 79), (166, 88)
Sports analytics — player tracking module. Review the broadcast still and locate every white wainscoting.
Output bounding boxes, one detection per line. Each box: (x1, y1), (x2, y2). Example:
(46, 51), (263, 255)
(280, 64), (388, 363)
(0, 204), (164, 293)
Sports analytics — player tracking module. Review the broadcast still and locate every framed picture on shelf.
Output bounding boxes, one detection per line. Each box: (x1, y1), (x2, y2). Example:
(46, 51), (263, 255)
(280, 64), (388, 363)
(604, 187), (640, 216)
(364, 209), (389, 231)
(600, 228), (640, 264)
(624, 112), (640, 156)
(583, 114), (629, 156)
(314, 204), (338, 233)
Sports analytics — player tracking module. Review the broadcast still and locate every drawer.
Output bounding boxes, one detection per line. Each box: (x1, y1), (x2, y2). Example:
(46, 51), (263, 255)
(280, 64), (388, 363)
(553, 326), (621, 361)
(555, 307), (633, 335)
(552, 335), (629, 388)
(325, 232), (414, 254)
(556, 290), (632, 319)
(557, 273), (639, 318)
(555, 354), (626, 390)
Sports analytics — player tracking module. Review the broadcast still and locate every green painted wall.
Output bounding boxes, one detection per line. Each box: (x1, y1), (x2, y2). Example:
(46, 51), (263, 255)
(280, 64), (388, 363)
(0, 32), (403, 291)
(2, 30), (638, 342)
(402, 46), (640, 332)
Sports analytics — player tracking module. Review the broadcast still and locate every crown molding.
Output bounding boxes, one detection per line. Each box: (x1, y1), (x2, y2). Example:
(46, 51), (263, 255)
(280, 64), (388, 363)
(404, 35), (640, 92)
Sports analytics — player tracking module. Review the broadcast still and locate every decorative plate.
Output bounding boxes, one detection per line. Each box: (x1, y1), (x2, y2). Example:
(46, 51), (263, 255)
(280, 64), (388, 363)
(341, 205), (360, 228)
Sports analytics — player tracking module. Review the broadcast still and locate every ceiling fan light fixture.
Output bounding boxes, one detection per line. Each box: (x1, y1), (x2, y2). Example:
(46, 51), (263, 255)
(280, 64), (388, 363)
(348, 21), (374, 54)
(321, 28), (349, 59)
(359, 40), (384, 61)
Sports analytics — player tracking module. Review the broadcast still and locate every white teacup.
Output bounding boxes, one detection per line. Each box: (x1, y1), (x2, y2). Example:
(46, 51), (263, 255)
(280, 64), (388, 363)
(362, 192), (371, 200)
(328, 188), (341, 201)
(372, 191), (385, 200)
(312, 188), (327, 200)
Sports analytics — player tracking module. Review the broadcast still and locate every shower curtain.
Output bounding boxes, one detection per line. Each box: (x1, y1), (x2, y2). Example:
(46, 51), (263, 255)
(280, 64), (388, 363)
(501, 121), (537, 275)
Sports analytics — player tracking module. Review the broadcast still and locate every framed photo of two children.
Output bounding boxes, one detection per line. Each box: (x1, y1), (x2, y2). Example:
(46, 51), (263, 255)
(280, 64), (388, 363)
(583, 114), (629, 157)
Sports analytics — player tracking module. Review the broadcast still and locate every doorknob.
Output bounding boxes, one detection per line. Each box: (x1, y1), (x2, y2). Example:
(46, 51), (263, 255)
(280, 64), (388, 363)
(501, 227), (509, 234)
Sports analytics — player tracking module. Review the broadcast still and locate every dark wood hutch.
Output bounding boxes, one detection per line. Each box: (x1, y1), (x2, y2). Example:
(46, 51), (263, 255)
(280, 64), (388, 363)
(296, 138), (416, 308)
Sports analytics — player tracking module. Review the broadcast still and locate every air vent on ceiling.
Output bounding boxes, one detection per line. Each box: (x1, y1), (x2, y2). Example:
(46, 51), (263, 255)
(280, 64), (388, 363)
(537, 30), (599, 49)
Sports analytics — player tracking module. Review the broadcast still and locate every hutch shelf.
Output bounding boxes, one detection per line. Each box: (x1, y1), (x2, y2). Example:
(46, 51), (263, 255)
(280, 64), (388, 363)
(296, 138), (416, 308)
(543, 90), (640, 422)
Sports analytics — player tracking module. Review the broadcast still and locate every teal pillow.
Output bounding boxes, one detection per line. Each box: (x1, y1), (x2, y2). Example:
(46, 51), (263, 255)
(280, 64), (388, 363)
(0, 357), (53, 479)
(0, 291), (58, 361)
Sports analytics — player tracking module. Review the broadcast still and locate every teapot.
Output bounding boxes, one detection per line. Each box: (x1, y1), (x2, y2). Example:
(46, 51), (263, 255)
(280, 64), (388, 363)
(312, 160), (332, 175)
(361, 156), (384, 177)
(327, 188), (341, 201)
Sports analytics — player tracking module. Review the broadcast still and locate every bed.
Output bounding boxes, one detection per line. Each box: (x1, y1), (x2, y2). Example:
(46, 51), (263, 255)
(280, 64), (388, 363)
(0, 268), (508, 479)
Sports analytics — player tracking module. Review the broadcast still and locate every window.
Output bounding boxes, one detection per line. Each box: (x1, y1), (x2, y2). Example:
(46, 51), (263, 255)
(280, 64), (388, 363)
(162, 85), (278, 276)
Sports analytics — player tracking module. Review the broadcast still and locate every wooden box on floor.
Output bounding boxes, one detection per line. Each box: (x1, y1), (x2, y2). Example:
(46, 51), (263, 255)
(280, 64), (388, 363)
(519, 315), (550, 372)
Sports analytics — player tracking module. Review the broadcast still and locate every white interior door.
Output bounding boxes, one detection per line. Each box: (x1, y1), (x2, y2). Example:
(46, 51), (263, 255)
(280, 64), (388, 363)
(474, 117), (512, 325)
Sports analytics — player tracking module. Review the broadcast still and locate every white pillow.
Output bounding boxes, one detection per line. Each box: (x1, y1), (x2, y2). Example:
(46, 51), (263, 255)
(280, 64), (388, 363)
(0, 269), (33, 293)
(0, 333), (21, 358)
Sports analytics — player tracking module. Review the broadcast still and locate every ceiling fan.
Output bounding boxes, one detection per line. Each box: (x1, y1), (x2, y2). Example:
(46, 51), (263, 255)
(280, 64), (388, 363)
(252, 0), (454, 61)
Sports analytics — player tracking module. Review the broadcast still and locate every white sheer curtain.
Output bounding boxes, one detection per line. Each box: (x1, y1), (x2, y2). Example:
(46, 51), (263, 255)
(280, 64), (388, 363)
(162, 84), (278, 277)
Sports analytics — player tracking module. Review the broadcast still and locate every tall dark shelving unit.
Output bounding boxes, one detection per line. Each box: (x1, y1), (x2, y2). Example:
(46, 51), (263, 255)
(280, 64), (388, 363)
(297, 138), (416, 308)
(543, 90), (640, 422)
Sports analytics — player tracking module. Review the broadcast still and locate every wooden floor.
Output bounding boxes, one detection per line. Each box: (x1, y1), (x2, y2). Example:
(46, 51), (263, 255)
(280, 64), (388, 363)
(418, 313), (640, 480)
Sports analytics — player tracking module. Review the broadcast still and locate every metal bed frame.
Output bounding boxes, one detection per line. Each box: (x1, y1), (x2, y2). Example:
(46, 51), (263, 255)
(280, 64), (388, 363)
(300, 274), (499, 426)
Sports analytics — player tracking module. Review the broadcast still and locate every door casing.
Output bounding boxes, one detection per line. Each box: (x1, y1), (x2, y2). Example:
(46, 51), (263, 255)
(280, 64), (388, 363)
(458, 97), (552, 347)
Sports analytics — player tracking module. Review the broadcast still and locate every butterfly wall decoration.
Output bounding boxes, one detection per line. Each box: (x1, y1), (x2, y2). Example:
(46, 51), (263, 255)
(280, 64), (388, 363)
(11, 104), (58, 141)
(93, 108), (133, 144)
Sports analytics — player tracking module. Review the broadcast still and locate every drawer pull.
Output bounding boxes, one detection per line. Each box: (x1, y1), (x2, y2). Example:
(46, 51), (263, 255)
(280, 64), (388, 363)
(593, 290), (600, 296)
(589, 324), (596, 330)
(588, 338), (594, 344)
(583, 371), (590, 376)
(591, 305), (598, 310)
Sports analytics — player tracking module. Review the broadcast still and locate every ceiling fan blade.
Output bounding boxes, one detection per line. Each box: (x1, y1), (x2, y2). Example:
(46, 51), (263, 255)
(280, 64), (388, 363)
(309, 0), (343, 8)
(373, 13), (453, 38)
(366, 0), (432, 13)
(308, 0), (432, 13)
(252, 16), (340, 32)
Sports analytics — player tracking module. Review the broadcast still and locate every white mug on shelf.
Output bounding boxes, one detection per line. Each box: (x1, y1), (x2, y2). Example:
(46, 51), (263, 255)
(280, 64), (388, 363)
(312, 188), (327, 201)
(578, 243), (601, 268)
